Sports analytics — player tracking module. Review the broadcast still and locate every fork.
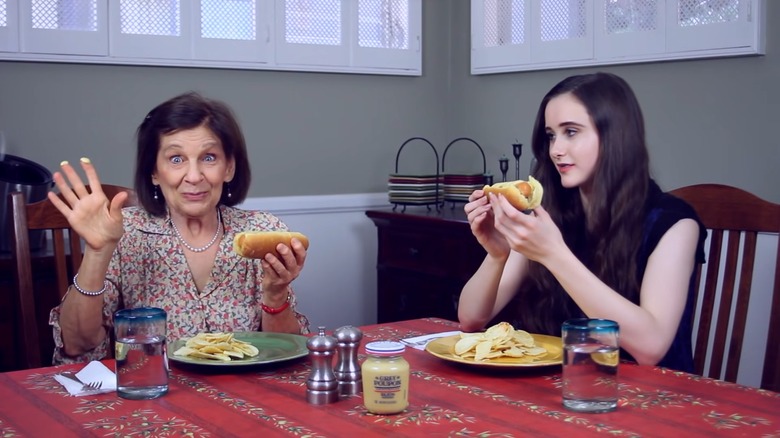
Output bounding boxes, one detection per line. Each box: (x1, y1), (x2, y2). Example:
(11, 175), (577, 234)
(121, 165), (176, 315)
(401, 338), (431, 346)
(60, 372), (103, 392)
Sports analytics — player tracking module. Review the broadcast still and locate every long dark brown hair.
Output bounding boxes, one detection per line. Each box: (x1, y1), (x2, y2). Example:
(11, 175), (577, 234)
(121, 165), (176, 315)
(515, 72), (650, 335)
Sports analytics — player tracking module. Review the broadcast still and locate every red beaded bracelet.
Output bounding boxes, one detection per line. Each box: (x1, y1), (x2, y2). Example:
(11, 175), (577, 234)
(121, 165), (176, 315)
(261, 293), (291, 315)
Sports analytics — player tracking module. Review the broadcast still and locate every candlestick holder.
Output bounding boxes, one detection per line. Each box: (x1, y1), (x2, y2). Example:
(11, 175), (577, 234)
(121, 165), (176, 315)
(499, 157), (509, 182)
(512, 143), (522, 180)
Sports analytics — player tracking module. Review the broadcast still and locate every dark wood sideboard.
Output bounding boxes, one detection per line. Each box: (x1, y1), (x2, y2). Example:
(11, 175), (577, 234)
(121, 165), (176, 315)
(365, 208), (487, 323)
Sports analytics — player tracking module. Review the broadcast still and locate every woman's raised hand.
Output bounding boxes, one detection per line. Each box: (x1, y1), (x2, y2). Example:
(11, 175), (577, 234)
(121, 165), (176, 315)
(464, 190), (510, 259)
(48, 158), (129, 252)
(490, 195), (565, 264)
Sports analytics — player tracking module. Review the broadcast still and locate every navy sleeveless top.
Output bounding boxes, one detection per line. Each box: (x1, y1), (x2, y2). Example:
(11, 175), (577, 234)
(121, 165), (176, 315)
(632, 180), (707, 372)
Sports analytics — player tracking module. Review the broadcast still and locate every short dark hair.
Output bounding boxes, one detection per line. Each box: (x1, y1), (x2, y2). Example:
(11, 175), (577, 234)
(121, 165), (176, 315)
(134, 92), (251, 216)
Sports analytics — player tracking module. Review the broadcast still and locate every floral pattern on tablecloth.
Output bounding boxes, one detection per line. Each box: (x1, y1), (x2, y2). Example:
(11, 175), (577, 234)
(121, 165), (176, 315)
(82, 408), (210, 437)
(416, 370), (642, 437)
(346, 402), (478, 427)
(172, 373), (325, 437)
(0, 419), (20, 437)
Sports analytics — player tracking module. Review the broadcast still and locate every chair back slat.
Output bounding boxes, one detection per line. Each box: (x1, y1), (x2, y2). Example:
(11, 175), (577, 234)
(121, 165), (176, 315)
(764, 244), (780, 391)
(10, 184), (135, 369)
(693, 229), (722, 375)
(724, 231), (757, 383)
(10, 192), (41, 368)
(671, 183), (779, 391)
(51, 230), (70, 296)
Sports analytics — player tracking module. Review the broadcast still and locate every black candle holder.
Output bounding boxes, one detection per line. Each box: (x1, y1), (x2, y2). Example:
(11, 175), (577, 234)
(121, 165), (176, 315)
(512, 143), (522, 180)
(499, 157), (509, 182)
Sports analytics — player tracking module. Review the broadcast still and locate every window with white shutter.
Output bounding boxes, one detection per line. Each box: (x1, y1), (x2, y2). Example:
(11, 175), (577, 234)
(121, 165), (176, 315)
(666, 0), (758, 54)
(0, 0), (19, 52)
(275, 0), (348, 67)
(531, 0), (593, 64)
(353, 0), (420, 71)
(471, 0), (531, 70)
(595, 0), (665, 59)
(193, 0), (269, 63)
(109, 0), (191, 60)
(471, 0), (764, 75)
(20, 0), (107, 55)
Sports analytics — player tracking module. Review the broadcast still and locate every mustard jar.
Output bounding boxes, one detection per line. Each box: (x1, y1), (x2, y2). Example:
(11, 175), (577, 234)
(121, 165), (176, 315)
(361, 341), (409, 414)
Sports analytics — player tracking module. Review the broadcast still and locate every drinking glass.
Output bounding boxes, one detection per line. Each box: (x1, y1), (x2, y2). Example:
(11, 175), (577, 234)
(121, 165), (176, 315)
(561, 318), (619, 413)
(114, 307), (169, 400)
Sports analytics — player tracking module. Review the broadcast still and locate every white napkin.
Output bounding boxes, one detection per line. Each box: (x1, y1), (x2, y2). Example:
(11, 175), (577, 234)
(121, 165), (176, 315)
(54, 361), (117, 396)
(400, 330), (462, 350)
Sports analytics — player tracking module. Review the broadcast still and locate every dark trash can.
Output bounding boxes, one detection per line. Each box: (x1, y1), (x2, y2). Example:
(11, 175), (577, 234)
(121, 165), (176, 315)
(0, 154), (54, 253)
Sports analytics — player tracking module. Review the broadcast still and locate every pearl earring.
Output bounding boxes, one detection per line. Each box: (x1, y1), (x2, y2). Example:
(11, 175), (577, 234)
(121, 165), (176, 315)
(153, 185), (159, 200)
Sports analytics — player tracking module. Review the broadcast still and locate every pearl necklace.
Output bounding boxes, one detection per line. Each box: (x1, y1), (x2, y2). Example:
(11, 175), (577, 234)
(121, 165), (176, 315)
(170, 210), (222, 253)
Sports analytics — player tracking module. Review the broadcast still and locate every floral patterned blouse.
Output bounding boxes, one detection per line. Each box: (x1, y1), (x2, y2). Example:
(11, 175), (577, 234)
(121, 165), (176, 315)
(49, 205), (311, 365)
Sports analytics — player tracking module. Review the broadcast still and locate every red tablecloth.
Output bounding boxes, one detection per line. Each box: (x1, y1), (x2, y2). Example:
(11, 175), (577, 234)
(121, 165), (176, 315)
(0, 318), (778, 437)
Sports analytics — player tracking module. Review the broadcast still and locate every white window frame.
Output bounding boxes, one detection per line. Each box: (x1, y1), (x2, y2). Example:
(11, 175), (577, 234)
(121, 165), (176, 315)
(531, 0), (593, 64)
(594, 0), (666, 59)
(0, 0), (19, 52)
(352, 0), (421, 71)
(274, 0), (349, 67)
(109, 0), (192, 60)
(193, 0), (270, 63)
(0, 0), (422, 76)
(666, 0), (759, 54)
(20, 0), (108, 56)
(470, 0), (531, 70)
(471, 0), (766, 75)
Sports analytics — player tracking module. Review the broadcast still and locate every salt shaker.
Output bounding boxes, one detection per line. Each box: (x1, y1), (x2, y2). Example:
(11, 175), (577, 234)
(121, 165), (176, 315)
(333, 325), (363, 396)
(306, 326), (339, 404)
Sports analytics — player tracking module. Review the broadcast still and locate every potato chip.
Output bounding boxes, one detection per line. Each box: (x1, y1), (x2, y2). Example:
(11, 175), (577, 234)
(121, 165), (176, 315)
(452, 322), (548, 362)
(173, 332), (261, 362)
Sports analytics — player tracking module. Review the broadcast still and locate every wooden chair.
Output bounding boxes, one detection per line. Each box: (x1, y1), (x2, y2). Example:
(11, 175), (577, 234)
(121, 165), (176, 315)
(10, 184), (136, 369)
(670, 184), (780, 391)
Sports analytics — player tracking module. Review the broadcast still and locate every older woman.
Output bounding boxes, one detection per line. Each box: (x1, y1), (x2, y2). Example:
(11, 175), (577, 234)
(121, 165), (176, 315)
(49, 92), (309, 364)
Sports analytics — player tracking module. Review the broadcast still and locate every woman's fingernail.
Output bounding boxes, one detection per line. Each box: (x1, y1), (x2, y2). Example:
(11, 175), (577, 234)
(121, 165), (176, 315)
(60, 160), (68, 166)
(80, 157), (91, 163)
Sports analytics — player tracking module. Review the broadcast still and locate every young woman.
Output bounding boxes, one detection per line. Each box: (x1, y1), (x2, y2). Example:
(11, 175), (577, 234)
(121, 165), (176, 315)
(458, 72), (706, 371)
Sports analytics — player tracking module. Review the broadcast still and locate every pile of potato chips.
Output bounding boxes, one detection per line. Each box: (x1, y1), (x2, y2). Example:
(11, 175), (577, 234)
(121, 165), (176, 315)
(173, 332), (260, 362)
(454, 322), (547, 362)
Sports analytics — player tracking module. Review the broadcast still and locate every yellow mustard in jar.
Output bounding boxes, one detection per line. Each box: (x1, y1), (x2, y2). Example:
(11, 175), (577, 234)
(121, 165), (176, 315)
(362, 341), (409, 414)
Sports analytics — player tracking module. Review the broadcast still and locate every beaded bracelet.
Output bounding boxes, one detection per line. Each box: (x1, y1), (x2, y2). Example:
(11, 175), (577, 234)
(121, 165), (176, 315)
(261, 292), (291, 315)
(72, 273), (109, 296)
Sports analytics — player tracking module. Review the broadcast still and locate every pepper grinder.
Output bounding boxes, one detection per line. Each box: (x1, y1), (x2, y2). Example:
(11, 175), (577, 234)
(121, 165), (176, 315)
(306, 326), (339, 404)
(333, 325), (363, 396)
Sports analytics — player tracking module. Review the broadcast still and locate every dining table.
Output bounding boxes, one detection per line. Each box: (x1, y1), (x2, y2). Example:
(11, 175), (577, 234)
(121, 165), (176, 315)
(0, 317), (778, 437)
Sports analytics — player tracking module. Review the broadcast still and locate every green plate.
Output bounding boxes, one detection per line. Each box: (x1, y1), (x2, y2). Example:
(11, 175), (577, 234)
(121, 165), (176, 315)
(169, 332), (308, 367)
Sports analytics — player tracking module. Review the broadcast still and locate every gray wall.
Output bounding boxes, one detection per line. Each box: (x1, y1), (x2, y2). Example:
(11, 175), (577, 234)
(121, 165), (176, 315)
(0, 3), (451, 197)
(0, 0), (777, 202)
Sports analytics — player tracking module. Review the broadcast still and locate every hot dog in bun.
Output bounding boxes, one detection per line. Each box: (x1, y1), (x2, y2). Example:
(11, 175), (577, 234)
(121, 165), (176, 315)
(482, 176), (544, 210)
(233, 231), (309, 259)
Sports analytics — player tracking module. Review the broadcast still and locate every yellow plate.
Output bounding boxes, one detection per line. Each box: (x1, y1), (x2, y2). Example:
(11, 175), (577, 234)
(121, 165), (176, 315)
(425, 334), (563, 367)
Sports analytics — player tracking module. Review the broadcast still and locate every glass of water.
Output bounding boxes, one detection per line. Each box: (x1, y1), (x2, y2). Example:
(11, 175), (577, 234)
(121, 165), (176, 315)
(561, 318), (619, 413)
(114, 307), (169, 400)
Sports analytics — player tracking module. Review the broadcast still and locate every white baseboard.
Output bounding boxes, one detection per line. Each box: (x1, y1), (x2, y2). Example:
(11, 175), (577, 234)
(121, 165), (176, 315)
(238, 192), (390, 215)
